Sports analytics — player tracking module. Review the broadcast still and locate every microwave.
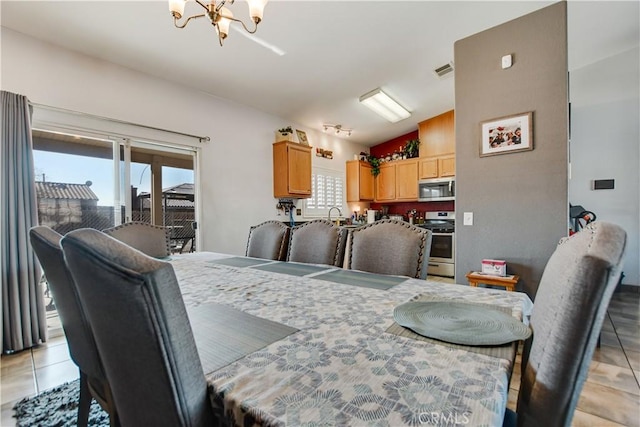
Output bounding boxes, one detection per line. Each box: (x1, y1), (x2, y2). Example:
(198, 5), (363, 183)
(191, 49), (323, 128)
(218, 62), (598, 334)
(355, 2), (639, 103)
(418, 178), (455, 201)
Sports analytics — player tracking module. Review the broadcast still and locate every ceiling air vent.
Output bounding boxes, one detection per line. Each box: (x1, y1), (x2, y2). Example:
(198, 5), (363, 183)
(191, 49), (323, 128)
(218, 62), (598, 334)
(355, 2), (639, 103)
(434, 62), (454, 78)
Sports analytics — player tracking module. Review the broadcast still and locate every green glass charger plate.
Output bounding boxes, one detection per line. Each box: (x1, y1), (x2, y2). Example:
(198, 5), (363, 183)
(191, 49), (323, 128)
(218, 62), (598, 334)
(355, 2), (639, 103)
(393, 300), (531, 346)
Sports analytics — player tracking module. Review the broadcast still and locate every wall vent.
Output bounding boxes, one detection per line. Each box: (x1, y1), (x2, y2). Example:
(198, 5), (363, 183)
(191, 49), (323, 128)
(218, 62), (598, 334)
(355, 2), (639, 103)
(434, 62), (454, 78)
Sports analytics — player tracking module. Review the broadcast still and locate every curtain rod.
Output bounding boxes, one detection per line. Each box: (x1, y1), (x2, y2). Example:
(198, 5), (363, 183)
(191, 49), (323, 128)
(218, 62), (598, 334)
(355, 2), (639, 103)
(29, 102), (210, 143)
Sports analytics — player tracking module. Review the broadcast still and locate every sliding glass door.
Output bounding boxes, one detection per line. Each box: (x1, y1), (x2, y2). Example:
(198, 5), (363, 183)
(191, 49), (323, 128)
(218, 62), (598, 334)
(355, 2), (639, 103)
(32, 130), (119, 233)
(124, 140), (196, 253)
(33, 131), (197, 236)
(32, 129), (198, 332)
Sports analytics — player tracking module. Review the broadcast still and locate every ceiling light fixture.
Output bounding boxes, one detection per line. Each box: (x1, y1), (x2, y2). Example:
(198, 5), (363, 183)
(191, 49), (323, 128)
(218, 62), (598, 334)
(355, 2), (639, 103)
(168, 0), (268, 47)
(359, 88), (411, 123)
(323, 124), (352, 137)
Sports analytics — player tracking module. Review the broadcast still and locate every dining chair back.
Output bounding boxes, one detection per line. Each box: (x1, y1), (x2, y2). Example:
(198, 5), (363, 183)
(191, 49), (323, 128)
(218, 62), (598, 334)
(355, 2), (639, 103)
(29, 226), (119, 427)
(348, 219), (432, 279)
(513, 221), (627, 427)
(61, 228), (214, 427)
(245, 220), (290, 261)
(103, 221), (171, 258)
(287, 219), (348, 267)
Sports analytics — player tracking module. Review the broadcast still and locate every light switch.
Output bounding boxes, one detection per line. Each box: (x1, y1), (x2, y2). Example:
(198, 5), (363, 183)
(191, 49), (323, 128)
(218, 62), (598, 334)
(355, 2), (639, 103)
(502, 54), (512, 69)
(463, 212), (473, 226)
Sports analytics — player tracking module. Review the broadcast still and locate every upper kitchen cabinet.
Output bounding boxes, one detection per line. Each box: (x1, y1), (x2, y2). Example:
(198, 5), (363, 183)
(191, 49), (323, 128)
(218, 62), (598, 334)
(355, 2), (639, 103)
(418, 155), (455, 179)
(419, 110), (455, 157)
(273, 141), (312, 198)
(375, 159), (418, 202)
(418, 110), (456, 178)
(396, 159), (418, 200)
(346, 160), (374, 202)
(375, 162), (396, 201)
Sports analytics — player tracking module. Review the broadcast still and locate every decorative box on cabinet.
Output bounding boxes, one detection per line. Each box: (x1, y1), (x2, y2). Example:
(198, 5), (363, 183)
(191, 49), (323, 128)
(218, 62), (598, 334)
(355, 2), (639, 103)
(273, 141), (312, 198)
(346, 160), (374, 202)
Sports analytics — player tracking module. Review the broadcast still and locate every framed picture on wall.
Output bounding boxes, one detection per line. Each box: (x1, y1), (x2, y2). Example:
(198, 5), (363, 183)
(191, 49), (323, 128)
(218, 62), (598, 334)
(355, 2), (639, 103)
(296, 129), (309, 146)
(480, 112), (533, 157)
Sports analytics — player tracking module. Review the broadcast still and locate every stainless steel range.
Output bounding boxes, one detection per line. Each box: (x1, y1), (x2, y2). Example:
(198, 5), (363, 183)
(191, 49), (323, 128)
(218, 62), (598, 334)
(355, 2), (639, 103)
(422, 212), (455, 278)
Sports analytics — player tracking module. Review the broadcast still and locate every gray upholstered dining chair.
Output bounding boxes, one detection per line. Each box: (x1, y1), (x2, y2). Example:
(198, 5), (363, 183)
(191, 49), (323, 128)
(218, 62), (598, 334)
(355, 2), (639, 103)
(29, 226), (119, 427)
(348, 219), (432, 279)
(103, 221), (171, 258)
(287, 219), (348, 267)
(505, 221), (626, 427)
(60, 228), (214, 427)
(245, 220), (291, 261)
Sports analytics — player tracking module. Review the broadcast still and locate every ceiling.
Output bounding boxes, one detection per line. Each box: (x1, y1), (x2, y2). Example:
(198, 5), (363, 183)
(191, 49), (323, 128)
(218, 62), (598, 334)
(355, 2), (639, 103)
(2, 1), (638, 146)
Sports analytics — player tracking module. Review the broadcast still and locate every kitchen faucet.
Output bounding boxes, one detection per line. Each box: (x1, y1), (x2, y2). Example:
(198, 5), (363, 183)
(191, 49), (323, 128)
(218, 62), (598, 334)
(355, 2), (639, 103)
(328, 206), (342, 225)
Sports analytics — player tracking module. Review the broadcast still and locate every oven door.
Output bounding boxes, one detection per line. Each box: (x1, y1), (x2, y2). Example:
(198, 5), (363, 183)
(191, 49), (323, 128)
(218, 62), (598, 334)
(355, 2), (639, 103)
(429, 232), (454, 263)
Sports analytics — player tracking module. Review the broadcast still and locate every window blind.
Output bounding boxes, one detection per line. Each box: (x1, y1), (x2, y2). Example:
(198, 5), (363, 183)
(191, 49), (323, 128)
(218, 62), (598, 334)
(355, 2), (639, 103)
(304, 167), (345, 218)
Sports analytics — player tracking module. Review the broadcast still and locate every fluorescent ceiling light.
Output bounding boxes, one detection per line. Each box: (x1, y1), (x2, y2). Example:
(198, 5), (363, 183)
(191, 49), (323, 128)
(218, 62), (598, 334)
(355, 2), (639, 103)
(359, 88), (411, 123)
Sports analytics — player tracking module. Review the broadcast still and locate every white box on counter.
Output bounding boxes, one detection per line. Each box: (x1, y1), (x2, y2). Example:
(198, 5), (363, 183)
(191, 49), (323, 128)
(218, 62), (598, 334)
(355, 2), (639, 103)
(481, 259), (507, 276)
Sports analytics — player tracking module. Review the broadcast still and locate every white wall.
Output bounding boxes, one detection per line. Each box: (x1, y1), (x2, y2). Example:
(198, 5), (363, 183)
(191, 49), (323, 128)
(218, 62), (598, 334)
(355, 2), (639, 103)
(570, 47), (640, 286)
(1, 29), (369, 256)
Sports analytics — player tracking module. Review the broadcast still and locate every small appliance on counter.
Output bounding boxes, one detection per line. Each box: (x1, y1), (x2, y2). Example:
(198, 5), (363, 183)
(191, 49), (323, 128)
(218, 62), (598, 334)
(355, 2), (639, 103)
(366, 209), (378, 224)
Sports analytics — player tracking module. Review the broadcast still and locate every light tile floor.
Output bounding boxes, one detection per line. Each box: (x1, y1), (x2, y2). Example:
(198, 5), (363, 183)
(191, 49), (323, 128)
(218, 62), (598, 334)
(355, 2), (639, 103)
(1, 279), (638, 426)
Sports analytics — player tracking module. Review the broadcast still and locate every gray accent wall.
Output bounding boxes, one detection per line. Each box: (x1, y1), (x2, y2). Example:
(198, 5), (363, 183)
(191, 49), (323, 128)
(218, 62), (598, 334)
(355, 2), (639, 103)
(454, 2), (569, 299)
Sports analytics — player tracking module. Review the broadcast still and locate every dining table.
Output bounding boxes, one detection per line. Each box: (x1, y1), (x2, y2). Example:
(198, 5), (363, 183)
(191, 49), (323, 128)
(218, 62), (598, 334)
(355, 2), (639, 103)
(168, 251), (533, 427)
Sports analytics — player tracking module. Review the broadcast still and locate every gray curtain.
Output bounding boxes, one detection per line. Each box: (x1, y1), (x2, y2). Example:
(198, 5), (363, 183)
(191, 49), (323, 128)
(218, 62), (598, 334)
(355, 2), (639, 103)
(1, 90), (47, 353)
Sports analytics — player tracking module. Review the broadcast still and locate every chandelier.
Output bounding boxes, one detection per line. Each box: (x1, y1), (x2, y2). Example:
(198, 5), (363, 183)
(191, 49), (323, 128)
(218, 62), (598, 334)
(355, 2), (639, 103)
(323, 124), (352, 137)
(168, 0), (268, 46)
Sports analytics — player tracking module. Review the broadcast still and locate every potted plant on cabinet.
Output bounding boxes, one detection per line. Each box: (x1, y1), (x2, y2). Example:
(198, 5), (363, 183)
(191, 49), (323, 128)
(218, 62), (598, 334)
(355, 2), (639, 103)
(404, 139), (420, 158)
(367, 154), (381, 177)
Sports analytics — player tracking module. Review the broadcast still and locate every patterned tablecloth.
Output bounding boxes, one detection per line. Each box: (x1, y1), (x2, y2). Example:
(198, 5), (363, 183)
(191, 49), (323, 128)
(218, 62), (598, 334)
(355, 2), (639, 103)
(170, 252), (533, 427)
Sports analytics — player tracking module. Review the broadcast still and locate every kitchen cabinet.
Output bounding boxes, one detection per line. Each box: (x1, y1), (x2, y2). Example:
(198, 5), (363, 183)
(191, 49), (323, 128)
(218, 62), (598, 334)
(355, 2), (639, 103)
(418, 110), (455, 178)
(346, 160), (374, 202)
(375, 159), (418, 202)
(419, 110), (455, 157)
(273, 141), (312, 198)
(375, 163), (396, 201)
(396, 159), (418, 200)
(419, 155), (455, 179)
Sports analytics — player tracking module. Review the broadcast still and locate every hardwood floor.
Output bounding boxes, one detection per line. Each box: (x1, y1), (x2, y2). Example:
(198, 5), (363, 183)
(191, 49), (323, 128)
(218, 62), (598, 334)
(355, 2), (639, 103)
(1, 282), (638, 426)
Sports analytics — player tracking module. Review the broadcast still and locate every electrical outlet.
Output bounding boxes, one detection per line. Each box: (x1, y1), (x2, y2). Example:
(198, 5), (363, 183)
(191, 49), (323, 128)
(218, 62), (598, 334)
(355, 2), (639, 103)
(296, 209), (302, 215)
(463, 212), (473, 226)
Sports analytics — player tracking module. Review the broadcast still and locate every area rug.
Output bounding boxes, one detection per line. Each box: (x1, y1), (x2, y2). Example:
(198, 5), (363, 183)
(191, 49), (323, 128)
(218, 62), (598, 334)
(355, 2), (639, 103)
(13, 379), (109, 427)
